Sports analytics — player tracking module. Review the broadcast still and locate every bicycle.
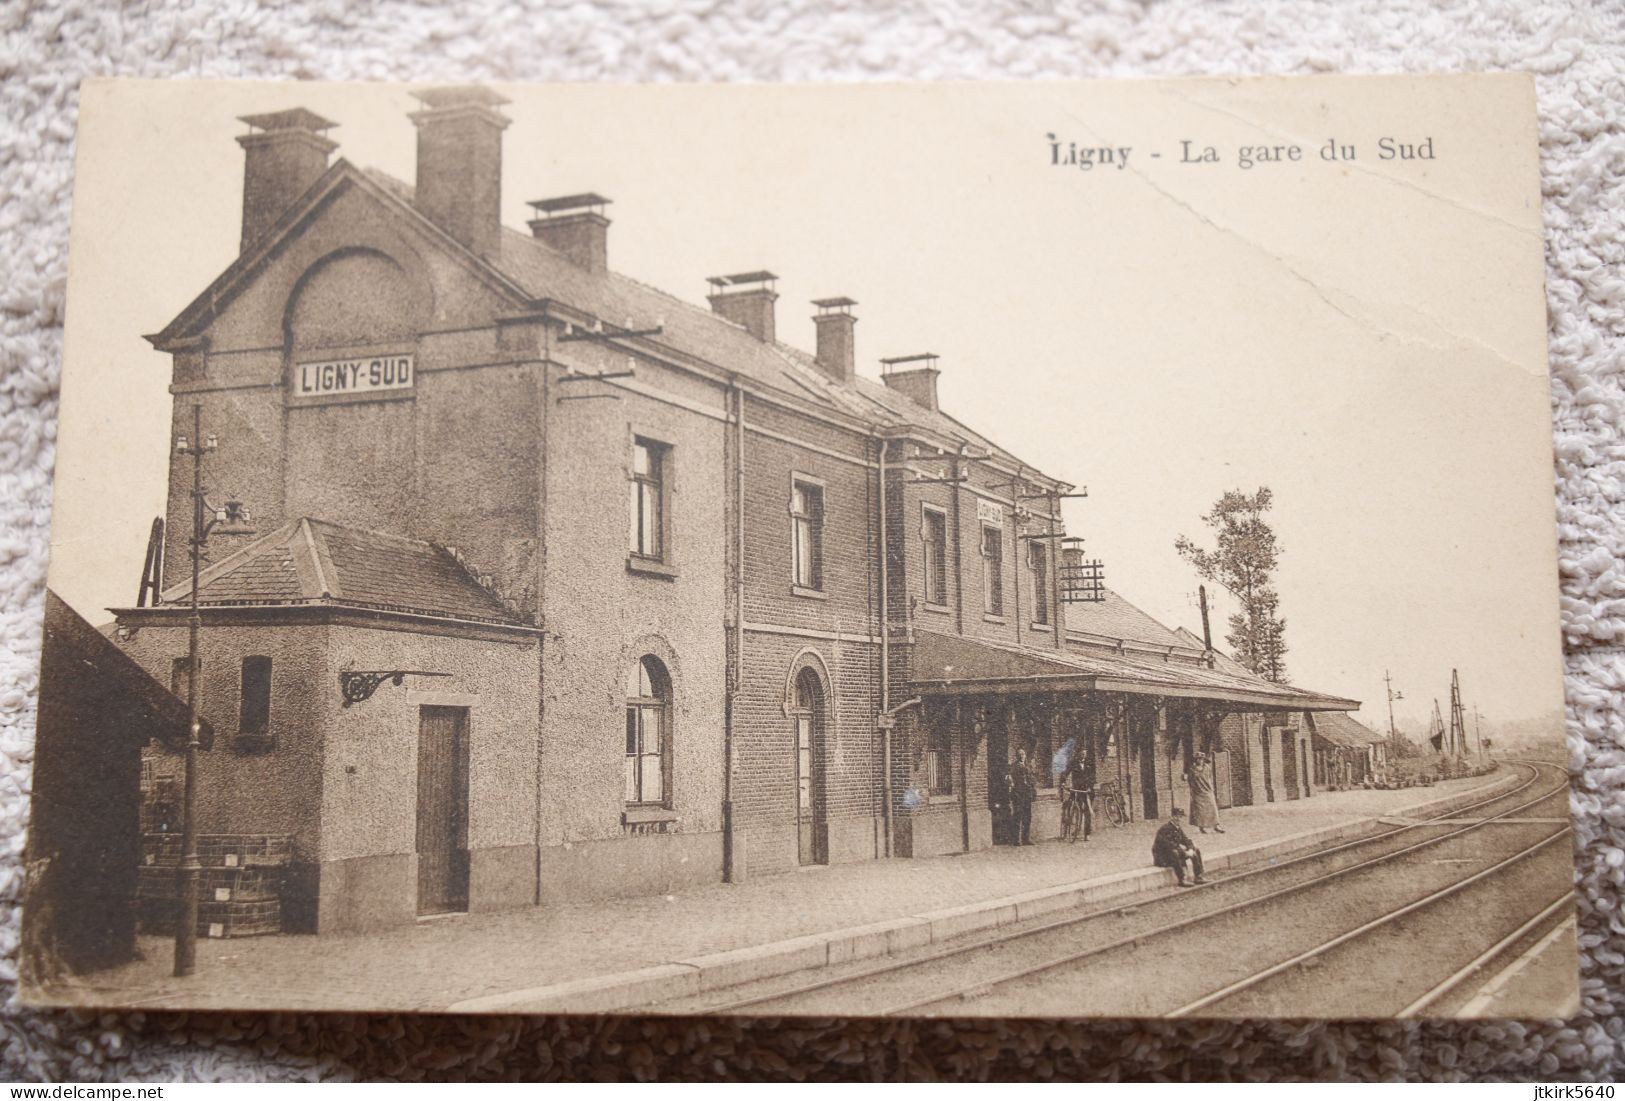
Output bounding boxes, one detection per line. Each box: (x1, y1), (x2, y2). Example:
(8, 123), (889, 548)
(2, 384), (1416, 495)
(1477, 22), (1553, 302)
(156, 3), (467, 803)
(1095, 780), (1129, 827)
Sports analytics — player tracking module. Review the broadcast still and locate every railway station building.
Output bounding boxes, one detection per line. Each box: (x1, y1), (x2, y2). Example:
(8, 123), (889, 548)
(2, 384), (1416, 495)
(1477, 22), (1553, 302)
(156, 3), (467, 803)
(115, 88), (1357, 934)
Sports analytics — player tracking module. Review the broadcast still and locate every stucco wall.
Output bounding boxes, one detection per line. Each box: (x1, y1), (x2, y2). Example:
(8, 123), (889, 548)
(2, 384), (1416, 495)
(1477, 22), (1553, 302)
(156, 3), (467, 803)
(163, 181), (543, 614)
(120, 621), (330, 863)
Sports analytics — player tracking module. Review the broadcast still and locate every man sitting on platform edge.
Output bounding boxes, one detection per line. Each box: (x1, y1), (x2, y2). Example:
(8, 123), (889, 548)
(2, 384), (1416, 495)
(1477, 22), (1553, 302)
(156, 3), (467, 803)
(1153, 808), (1207, 887)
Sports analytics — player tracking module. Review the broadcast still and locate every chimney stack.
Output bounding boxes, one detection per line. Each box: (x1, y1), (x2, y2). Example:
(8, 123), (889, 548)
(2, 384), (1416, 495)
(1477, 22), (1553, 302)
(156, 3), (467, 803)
(527, 193), (611, 274)
(409, 86), (511, 260)
(236, 109), (338, 252)
(811, 298), (857, 383)
(881, 353), (941, 413)
(707, 271), (778, 342)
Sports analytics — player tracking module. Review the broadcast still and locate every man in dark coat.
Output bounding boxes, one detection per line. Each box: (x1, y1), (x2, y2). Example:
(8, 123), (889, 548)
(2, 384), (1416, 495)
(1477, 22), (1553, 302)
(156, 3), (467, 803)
(1010, 750), (1037, 846)
(1152, 808), (1207, 886)
(1061, 750), (1094, 842)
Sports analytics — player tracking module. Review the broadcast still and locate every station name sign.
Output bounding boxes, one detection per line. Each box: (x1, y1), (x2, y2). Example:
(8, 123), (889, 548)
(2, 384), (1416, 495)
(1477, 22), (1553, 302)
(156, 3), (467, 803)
(295, 354), (414, 399)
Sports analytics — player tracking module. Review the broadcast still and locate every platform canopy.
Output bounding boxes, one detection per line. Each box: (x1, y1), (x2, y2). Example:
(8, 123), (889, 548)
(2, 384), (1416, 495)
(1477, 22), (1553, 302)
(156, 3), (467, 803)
(907, 629), (1360, 712)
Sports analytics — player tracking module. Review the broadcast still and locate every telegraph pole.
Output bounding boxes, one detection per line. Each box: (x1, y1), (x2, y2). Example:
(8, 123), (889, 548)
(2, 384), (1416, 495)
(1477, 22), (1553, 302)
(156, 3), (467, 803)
(171, 404), (254, 977)
(1384, 669), (1403, 758)
(174, 404), (208, 977)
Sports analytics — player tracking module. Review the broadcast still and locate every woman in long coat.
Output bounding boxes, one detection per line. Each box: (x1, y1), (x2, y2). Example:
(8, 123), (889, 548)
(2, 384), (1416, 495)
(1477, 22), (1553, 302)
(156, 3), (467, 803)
(1187, 751), (1224, 834)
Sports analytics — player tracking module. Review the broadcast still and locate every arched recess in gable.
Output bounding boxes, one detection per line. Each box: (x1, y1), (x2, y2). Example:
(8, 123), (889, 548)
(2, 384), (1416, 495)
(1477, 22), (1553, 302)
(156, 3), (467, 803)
(283, 246), (432, 354)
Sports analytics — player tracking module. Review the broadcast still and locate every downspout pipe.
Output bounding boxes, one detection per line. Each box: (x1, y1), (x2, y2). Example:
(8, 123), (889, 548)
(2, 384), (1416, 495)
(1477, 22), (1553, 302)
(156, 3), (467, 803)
(723, 377), (744, 882)
(877, 436), (892, 858)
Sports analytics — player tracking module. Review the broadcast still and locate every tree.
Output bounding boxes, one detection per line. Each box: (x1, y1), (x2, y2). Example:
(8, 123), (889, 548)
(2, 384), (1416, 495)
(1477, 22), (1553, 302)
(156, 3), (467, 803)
(1175, 487), (1289, 683)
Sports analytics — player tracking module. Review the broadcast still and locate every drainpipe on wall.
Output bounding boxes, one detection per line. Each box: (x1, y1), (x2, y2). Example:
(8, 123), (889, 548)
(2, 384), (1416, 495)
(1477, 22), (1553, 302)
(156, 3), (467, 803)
(1049, 490), (1063, 648)
(951, 451), (965, 635)
(723, 377), (744, 883)
(877, 436), (891, 858)
(721, 376), (744, 876)
(534, 324), (553, 909)
(1011, 466), (1023, 649)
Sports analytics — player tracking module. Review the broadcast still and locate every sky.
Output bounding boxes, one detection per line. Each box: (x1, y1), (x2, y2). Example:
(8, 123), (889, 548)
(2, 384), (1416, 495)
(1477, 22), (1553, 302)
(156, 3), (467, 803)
(49, 76), (1565, 733)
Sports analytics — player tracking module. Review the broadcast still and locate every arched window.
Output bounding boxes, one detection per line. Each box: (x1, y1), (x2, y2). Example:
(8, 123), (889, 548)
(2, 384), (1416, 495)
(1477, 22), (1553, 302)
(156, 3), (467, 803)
(625, 656), (671, 806)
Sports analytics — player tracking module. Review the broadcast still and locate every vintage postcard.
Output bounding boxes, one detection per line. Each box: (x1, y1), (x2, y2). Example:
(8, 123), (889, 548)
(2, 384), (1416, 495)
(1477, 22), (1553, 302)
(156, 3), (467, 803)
(24, 74), (1573, 1017)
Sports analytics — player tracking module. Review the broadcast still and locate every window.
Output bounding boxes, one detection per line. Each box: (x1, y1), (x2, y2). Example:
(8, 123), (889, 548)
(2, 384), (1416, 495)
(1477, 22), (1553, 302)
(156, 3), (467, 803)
(629, 437), (667, 561)
(927, 721), (953, 795)
(624, 656), (671, 806)
(791, 479), (824, 591)
(1028, 539), (1050, 625)
(169, 655), (197, 701)
(981, 523), (1004, 617)
(239, 656), (272, 735)
(922, 506), (947, 606)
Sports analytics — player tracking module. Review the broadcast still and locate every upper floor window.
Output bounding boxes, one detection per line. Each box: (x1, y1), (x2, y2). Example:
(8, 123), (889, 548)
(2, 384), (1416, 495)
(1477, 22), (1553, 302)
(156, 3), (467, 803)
(981, 523), (1004, 617)
(922, 506), (948, 606)
(625, 655), (671, 806)
(629, 437), (668, 562)
(239, 656), (272, 736)
(1028, 539), (1050, 626)
(791, 479), (825, 591)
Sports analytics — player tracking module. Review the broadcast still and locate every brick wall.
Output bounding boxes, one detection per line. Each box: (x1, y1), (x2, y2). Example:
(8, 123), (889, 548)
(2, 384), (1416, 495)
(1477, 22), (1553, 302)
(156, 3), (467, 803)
(732, 629), (882, 876)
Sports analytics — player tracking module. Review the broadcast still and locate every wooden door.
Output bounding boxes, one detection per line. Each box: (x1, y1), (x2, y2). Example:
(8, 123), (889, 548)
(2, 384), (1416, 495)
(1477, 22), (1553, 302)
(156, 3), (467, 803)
(1213, 749), (1233, 808)
(417, 705), (469, 915)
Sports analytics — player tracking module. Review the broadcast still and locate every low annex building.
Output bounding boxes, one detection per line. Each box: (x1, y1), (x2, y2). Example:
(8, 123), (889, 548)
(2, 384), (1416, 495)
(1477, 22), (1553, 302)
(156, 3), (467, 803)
(117, 88), (1357, 934)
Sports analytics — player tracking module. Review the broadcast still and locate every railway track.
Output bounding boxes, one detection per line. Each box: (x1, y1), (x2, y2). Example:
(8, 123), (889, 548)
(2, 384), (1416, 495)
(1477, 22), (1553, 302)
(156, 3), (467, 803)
(653, 760), (1573, 1017)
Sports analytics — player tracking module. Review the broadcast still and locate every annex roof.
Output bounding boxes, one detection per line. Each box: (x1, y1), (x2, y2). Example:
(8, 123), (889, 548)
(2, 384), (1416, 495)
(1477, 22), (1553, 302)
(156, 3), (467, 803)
(45, 590), (215, 751)
(148, 517), (524, 627)
(908, 629), (1360, 712)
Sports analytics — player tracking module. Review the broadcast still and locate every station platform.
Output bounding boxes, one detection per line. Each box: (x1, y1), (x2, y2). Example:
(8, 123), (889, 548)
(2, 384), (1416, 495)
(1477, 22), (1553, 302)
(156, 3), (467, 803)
(60, 766), (1528, 1013)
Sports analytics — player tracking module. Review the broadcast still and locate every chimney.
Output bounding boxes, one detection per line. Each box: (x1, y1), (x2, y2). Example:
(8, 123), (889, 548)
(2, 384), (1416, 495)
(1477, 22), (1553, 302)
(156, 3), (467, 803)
(236, 109), (338, 252)
(409, 86), (511, 260)
(707, 271), (778, 342)
(812, 298), (857, 383)
(527, 193), (611, 274)
(881, 353), (941, 413)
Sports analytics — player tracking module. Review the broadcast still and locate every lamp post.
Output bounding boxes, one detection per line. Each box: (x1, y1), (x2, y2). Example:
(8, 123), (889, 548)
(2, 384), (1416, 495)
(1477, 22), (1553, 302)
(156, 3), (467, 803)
(172, 403), (254, 977)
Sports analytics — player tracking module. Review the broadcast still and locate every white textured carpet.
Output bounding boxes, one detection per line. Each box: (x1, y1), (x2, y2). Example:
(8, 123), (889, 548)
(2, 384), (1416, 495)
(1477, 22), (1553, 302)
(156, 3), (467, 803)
(2, 0), (1623, 1081)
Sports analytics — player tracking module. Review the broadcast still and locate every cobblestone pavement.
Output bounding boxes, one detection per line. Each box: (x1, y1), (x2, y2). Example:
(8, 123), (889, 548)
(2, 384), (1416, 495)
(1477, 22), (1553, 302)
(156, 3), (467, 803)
(45, 770), (1517, 1013)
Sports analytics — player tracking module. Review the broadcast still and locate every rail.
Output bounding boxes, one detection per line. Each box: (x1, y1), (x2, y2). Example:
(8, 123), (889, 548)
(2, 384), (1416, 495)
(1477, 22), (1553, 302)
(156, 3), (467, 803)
(672, 761), (1560, 1015)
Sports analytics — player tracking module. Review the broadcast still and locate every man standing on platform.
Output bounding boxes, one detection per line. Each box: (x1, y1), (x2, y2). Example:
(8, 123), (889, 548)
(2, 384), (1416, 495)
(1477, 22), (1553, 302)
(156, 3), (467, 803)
(1011, 749), (1037, 846)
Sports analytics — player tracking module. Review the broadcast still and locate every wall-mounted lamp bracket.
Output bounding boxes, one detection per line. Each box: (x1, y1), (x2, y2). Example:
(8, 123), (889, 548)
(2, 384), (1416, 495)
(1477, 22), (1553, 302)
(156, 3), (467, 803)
(340, 670), (452, 707)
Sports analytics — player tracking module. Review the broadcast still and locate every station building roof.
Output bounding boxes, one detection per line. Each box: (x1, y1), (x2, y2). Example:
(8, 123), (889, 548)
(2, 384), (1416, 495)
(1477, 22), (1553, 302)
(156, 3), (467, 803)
(152, 161), (1060, 490)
